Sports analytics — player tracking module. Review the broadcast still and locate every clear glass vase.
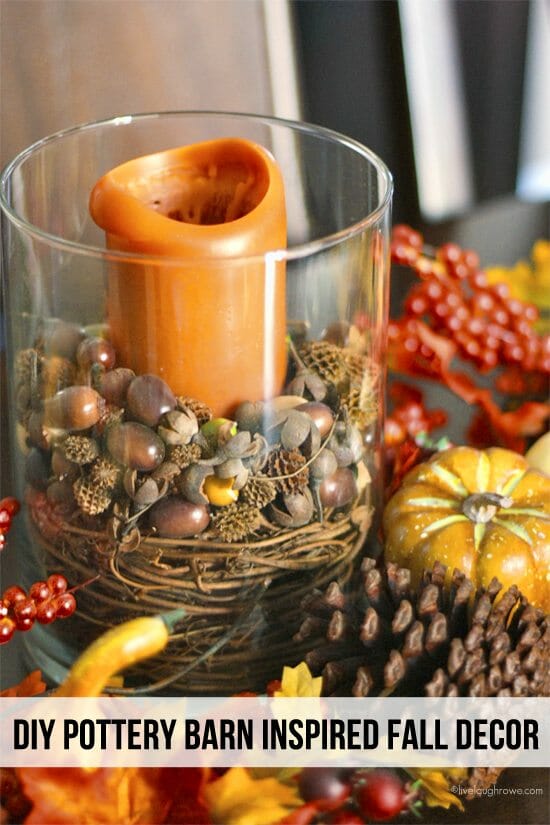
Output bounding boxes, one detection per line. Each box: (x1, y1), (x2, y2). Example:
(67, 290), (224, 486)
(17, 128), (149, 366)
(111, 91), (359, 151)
(1, 112), (392, 694)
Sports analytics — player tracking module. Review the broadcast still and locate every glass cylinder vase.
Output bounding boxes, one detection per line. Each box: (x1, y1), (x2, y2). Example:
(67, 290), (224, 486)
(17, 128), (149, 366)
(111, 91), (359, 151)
(1, 112), (392, 694)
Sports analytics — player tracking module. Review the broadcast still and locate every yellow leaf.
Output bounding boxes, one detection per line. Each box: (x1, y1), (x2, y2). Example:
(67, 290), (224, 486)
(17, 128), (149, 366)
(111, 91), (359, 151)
(204, 767), (301, 825)
(408, 768), (466, 811)
(274, 662), (322, 698)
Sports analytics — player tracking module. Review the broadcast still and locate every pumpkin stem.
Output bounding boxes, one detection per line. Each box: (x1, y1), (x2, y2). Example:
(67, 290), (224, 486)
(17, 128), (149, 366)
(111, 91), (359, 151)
(462, 492), (513, 524)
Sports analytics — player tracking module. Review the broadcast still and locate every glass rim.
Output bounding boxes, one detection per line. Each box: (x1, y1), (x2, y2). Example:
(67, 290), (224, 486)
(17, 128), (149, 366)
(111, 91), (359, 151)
(0, 110), (393, 265)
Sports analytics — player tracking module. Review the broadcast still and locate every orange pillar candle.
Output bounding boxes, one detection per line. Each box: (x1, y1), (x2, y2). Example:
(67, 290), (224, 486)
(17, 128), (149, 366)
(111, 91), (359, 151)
(89, 138), (287, 417)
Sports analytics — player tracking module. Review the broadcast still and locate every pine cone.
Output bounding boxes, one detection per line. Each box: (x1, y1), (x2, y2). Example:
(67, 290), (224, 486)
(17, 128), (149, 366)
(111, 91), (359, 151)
(344, 352), (380, 387)
(297, 560), (549, 699)
(299, 341), (347, 385)
(265, 447), (309, 494)
(15, 348), (42, 388)
(212, 502), (262, 542)
(89, 456), (122, 489)
(73, 476), (112, 515)
(41, 356), (76, 396)
(241, 475), (278, 509)
(168, 442), (202, 470)
(341, 386), (379, 428)
(62, 435), (99, 465)
(177, 396), (213, 425)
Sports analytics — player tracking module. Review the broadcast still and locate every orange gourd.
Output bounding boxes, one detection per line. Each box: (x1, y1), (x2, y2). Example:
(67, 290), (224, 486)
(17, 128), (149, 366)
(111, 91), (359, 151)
(383, 446), (550, 611)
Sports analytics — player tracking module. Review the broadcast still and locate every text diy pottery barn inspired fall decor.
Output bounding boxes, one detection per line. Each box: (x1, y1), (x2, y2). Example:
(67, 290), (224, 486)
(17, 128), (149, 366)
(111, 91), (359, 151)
(4, 696), (546, 768)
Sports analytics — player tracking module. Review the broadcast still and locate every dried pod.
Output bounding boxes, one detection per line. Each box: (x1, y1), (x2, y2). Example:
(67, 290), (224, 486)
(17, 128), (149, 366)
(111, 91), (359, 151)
(286, 369), (328, 402)
(97, 368), (135, 407)
(212, 502), (261, 541)
(179, 463), (214, 505)
(62, 435), (99, 465)
(269, 488), (314, 528)
(158, 409), (198, 445)
(73, 476), (112, 515)
(297, 401), (335, 438)
(234, 400), (265, 434)
(328, 421), (364, 467)
(151, 461), (181, 486)
(149, 497), (210, 538)
(215, 458), (246, 480)
(127, 374), (176, 427)
(319, 467), (358, 508)
(44, 386), (104, 431)
(176, 396), (213, 425)
(106, 422), (165, 471)
(280, 410), (312, 451)
(132, 477), (164, 507)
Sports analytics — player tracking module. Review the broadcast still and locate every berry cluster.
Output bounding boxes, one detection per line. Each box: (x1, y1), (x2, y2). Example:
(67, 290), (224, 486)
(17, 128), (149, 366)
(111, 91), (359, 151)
(0, 574), (76, 644)
(390, 224), (550, 374)
(0, 497), (20, 551)
(298, 767), (420, 823)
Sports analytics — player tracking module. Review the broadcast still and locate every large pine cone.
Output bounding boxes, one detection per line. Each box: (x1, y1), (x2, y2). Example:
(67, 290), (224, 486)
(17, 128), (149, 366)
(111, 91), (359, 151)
(296, 560), (549, 698)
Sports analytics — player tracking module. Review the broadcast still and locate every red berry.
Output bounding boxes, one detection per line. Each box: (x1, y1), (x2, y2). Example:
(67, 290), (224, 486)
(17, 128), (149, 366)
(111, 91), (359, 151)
(299, 768), (352, 812)
(0, 510), (11, 529)
(0, 600), (8, 619)
(36, 601), (57, 625)
(52, 592), (77, 618)
(47, 574), (68, 595)
(2, 586), (27, 608)
(438, 242), (461, 264)
(330, 811), (365, 824)
(355, 770), (408, 822)
(0, 617), (16, 644)
(29, 581), (52, 603)
(13, 599), (37, 632)
(0, 497), (20, 517)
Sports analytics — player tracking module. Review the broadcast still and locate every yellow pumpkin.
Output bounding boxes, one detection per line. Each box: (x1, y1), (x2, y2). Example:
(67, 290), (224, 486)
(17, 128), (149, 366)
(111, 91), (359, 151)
(383, 446), (550, 611)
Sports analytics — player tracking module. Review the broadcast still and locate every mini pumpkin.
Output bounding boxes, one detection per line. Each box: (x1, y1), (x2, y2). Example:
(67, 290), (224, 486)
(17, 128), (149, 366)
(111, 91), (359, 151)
(383, 446), (550, 611)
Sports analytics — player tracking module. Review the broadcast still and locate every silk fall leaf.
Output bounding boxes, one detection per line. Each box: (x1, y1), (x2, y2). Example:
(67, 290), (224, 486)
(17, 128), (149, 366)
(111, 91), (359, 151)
(273, 662), (322, 698)
(203, 767), (302, 825)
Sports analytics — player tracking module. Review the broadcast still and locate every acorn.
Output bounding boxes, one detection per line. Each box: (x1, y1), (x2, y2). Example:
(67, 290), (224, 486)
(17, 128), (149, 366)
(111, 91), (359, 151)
(76, 336), (116, 371)
(106, 422), (165, 471)
(319, 468), (358, 508)
(97, 368), (135, 407)
(149, 497), (210, 538)
(297, 401), (335, 438)
(126, 374), (176, 427)
(44, 386), (104, 431)
(51, 447), (79, 482)
(269, 488), (314, 527)
(43, 320), (85, 360)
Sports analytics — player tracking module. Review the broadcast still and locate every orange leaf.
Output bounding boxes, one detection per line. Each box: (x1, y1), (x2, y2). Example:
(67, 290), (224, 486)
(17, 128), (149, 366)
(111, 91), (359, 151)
(18, 767), (176, 824)
(0, 670), (46, 698)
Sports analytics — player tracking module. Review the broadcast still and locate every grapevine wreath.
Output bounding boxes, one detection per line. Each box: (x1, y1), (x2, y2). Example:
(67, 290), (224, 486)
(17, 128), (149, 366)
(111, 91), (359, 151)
(1, 227), (549, 824)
